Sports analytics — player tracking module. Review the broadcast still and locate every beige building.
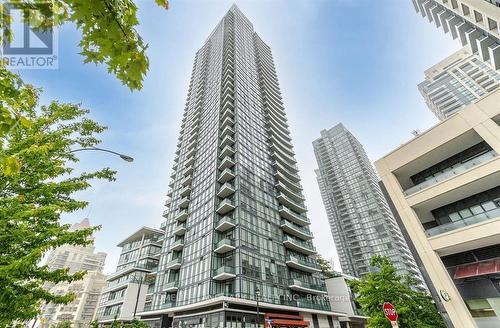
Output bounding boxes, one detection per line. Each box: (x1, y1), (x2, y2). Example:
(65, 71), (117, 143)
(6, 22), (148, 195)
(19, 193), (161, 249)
(375, 89), (500, 327)
(39, 219), (107, 327)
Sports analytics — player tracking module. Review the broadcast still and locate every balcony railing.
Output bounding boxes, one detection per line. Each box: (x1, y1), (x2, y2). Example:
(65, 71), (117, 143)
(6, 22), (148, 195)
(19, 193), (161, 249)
(278, 205), (309, 226)
(213, 265), (236, 280)
(281, 220), (313, 240)
(404, 150), (497, 196)
(426, 207), (500, 237)
(215, 216), (236, 232)
(166, 257), (182, 270)
(277, 192), (307, 214)
(283, 236), (316, 255)
(285, 255), (321, 273)
(170, 239), (185, 251)
(173, 223), (186, 236)
(288, 278), (327, 295)
(214, 238), (236, 254)
(164, 280), (179, 293)
(216, 199), (235, 215)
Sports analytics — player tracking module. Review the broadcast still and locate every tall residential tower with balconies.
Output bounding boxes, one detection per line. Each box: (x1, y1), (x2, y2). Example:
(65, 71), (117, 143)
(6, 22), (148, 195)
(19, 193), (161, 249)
(411, 0), (500, 70)
(313, 124), (424, 284)
(138, 5), (351, 328)
(419, 47), (500, 120)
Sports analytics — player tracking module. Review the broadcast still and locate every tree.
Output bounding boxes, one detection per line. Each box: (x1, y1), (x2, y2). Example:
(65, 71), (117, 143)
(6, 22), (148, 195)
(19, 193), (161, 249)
(52, 321), (73, 328)
(0, 72), (115, 325)
(1, 0), (169, 91)
(349, 255), (446, 328)
(316, 254), (339, 279)
(0, 0), (169, 139)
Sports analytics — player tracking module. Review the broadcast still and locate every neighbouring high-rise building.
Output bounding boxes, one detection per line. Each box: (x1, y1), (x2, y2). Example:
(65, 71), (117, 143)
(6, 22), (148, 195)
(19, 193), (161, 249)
(313, 124), (424, 285)
(419, 47), (500, 120)
(138, 5), (354, 327)
(375, 89), (500, 328)
(38, 218), (107, 327)
(95, 226), (164, 324)
(411, 0), (500, 70)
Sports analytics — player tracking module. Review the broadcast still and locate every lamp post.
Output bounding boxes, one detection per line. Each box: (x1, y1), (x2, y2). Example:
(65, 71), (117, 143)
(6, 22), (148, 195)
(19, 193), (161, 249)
(255, 286), (261, 328)
(70, 147), (134, 162)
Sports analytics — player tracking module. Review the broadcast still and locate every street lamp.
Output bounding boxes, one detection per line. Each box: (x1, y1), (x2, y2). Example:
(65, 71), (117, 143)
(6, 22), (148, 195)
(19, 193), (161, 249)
(255, 286), (261, 328)
(70, 147), (134, 162)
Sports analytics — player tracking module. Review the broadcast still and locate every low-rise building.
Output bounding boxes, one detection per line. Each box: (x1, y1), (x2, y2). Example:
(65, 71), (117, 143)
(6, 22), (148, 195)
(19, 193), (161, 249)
(325, 275), (367, 328)
(95, 227), (164, 324)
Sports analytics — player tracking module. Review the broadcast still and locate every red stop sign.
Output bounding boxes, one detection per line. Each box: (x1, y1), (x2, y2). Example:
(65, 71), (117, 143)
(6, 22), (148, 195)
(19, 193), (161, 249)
(383, 302), (398, 322)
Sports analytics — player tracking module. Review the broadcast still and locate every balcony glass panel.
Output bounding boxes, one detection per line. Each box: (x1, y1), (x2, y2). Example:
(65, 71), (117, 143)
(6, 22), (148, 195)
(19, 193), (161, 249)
(426, 207), (500, 237)
(405, 149), (496, 196)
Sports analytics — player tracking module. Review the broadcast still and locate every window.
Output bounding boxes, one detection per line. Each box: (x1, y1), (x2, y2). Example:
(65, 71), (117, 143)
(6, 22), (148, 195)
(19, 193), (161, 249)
(474, 10), (483, 23)
(488, 18), (498, 32)
(461, 4), (470, 16)
(451, 0), (458, 9)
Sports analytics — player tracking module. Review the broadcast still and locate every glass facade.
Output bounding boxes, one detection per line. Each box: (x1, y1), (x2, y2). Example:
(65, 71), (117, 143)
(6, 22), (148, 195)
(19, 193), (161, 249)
(149, 5), (328, 315)
(96, 228), (163, 322)
(313, 124), (424, 284)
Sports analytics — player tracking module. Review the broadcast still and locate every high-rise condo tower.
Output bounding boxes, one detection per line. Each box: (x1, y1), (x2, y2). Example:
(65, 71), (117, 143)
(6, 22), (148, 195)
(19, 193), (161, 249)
(139, 5), (357, 328)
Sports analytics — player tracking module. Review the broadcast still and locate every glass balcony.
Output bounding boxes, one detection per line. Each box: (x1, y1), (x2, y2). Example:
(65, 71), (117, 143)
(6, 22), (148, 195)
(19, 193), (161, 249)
(170, 239), (184, 252)
(163, 280), (179, 293)
(187, 140), (196, 151)
(221, 116), (234, 129)
(218, 168), (235, 183)
(276, 181), (304, 203)
(278, 205), (309, 226)
(213, 265), (236, 281)
(283, 236), (316, 255)
(280, 220), (313, 240)
(293, 299), (330, 311)
(185, 155), (195, 167)
(285, 255), (321, 273)
(165, 257), (182, 270)
(271, 145), (296, 166)
(184, 164), (194, 176)
(275, 172), (302, 193)
(179, 185), (191, 197)
(220, 145), (235, 158)
(173, 223), (186, 236)
(404, 150), (497, 196)
(178, 197), (190, 209)
(277, 192), (307, 214)
(288, 278), (327, 295)
(215, 216), (236, 232)
(426, 207), (500, 237)
(216, 199), (235, 215)
(185, 148), (196, 160)
(267, 122), (291, 146)
(220, 135), (235, 148)
(219, 156), (235, 170)
(175, 209), (188, 222)
(181, 175), (193, 187)
(271, 138), (294, 159)
(214, 238), (236, 254)
(220, 125), (234, 139)
(221, 109), (235, 122)
(217, 182), (235, 198)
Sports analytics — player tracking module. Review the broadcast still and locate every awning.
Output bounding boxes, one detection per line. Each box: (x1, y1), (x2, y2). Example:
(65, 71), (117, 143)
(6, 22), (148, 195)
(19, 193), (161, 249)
(454, 259), (500, 279)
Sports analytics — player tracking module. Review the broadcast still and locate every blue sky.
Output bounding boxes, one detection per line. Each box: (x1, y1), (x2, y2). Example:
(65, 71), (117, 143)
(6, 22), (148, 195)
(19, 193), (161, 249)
(18, 0), (461, 273)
